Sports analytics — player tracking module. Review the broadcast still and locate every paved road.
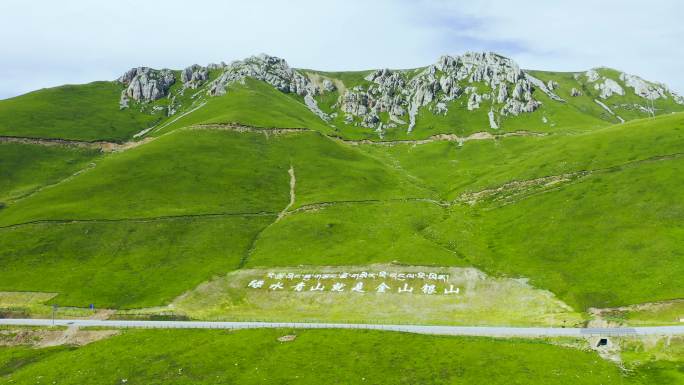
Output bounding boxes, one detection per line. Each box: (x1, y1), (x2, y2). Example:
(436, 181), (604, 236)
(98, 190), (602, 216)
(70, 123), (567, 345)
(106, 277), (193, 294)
(1, 318), (683, 337)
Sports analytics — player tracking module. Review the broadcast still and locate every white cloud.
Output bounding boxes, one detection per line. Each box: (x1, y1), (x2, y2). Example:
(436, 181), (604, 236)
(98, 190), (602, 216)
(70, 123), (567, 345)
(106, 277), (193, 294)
(1, 0), (682, 98)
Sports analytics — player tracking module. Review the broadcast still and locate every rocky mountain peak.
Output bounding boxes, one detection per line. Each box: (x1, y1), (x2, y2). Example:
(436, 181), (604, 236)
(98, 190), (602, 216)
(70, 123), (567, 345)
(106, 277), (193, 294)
(180, 64), (209, 89)
(206, 54), (331, 121)
(340, 51), (563, 133)
(115, 52), (684, 134)
(117, 67), (175, 108)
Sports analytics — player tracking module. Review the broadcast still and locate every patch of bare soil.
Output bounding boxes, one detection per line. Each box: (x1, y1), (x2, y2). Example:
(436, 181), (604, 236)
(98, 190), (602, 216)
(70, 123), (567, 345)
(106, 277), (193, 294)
(340, 130), (545, 147)
(458, 171), (590, 206)
(277, 335), (297, 342)
(0, 136), (102, 149)
(100, 137), (155, 152)
(0, 135), (156, 154)
(0, 327), (117, 348)
(38, 327), (118, 348)
(589, 299), (684, 326)
(186, 123), (309, 137)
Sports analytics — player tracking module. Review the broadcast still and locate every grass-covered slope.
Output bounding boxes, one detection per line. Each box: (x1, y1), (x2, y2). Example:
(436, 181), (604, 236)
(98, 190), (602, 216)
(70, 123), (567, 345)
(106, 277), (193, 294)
(0, 106), (682, 313)
(429, 156), (684, 310)
(531, 68), (684, 121)
(0, 130), (430, 307)
(2, 64), (681, 144)
(0, 143), (99, 204)
(248, 201), (456, 267)
(153, 79), (334, 135)
(0, 130), (428, 226)
(248, 114), (684, 309)
(0, 329), (641, 385)
(0, 216), (271, 308)
(0, 82), (161, 141)
(0, 131), (291, 224)
(359, 113), (684, 200)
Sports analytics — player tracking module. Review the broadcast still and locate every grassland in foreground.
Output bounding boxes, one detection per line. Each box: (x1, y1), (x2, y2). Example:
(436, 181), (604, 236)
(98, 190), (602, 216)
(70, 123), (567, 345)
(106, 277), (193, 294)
(1, 328), (672, 385)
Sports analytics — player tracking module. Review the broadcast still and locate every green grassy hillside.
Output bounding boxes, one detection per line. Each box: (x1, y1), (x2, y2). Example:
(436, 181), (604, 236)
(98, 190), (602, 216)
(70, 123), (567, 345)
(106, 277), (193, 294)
(0, 130), (428, 226)
(248, 201), (457, 267)
(0, 143), (99, 204)
(0, 114), (683, 312)
(358, 113), (684, 200)
(0, 216), (271, 308)
(0, 329), (649, 384)
(3, 64), (681, 143)
(153, 79), (334, 135)
(0, 82), (161, 141)
(429, 156), (684, 310)
(0, 129), (430, 308)
(1, 52), (683, 330)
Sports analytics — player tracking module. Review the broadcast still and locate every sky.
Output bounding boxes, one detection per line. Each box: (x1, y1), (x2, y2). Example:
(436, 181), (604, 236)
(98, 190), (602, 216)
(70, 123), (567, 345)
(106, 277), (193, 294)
(1, 0), (683, 99)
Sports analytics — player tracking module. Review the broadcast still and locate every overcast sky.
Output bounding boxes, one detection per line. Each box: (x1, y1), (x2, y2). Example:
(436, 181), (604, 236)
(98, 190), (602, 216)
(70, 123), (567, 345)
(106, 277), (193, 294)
(1, 0), (683, 99)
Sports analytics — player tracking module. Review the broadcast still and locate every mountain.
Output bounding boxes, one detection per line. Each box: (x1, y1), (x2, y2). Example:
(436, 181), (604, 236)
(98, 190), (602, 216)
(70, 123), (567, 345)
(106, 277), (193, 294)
(1, 51), (684, 382)
(2, 52), (683, 142)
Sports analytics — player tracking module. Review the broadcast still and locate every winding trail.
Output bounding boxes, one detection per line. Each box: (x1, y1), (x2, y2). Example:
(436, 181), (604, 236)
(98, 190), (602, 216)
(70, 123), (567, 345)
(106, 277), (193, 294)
(2, 318), (683, 337)
(276, 165), (296, 222)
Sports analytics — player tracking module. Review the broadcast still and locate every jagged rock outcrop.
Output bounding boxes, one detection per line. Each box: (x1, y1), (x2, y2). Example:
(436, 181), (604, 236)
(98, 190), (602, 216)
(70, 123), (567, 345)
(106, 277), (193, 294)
(579, 68), (684, 106)
(118, 67), (175, 108)
(116, 52), (684, 131)
(205, 54), (330, 120)
(208, 54), (313, 96)
(674, 93), (684, 105)
(594, 78), (625, 99)
(337, 52), (563, 132)
(585, 69), (601, 83)
(322, 79), (336, 92)
(181, 64), (208, 89)
(619, 73), (667, 100)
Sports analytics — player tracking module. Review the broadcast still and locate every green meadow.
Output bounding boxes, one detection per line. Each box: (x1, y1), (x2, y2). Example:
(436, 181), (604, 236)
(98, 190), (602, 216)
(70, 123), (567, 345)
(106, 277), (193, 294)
(153, 79), (334, 135)
(0, 143), (99, 204)
(0, 329), (656, 384)
(0, 82), (160, 142)
(0, 216), (271, 308)
(0, 113), (682, 313)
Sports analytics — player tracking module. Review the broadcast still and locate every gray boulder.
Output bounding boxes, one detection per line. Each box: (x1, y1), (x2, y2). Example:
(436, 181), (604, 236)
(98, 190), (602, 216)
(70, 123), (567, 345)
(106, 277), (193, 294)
(118, 67), (175, 104)
(181, 64), (209, 89)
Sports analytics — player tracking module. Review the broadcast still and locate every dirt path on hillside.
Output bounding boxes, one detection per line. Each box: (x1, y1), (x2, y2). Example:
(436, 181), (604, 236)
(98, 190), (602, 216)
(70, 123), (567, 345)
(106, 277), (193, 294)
(338, 130), (546, 146)
(187, 123), (310, 136)
(276, 165), (296, 222)
(0, 136), (106, 150)
(1, 123), (545, 154)
(0, 135), (154, 153)
(187, 123), (547, 146)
